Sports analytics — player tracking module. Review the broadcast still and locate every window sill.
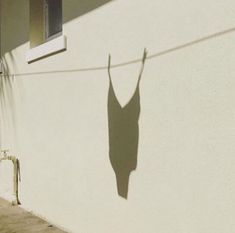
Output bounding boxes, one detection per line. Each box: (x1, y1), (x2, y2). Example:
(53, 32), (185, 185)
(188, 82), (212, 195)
(26, 35), (66, 63)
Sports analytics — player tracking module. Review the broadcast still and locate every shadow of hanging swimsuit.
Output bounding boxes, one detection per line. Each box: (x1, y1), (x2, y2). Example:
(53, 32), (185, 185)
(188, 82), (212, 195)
(107, 51), (147, 199)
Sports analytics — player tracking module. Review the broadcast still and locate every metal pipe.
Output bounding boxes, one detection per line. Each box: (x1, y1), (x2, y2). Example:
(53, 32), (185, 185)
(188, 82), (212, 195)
(0, 150), (21, 205)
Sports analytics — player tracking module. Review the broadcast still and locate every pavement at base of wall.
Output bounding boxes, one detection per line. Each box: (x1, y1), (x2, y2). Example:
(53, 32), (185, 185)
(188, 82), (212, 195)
(0, 197), (67, 233)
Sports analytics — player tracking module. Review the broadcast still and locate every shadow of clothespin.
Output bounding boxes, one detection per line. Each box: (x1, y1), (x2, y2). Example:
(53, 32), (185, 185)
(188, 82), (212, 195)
(142, 48), (148, 64)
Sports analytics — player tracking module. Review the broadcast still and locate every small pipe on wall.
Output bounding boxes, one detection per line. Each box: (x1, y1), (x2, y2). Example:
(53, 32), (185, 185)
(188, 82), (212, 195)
(0, 150), (21, 205)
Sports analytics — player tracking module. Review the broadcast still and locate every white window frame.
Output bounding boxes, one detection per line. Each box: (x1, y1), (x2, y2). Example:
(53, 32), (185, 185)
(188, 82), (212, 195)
(27, 0), (66, 63)
(26, 35), (66, 63)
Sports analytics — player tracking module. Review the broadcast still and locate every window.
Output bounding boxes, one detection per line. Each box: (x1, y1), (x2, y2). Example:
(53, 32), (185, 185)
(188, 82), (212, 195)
(44, 0), (62, 41)
(27, 0), (66, 62)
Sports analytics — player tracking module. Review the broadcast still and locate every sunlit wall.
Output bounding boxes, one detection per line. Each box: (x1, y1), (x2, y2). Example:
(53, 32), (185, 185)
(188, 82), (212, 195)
(1, 1), (235, 233)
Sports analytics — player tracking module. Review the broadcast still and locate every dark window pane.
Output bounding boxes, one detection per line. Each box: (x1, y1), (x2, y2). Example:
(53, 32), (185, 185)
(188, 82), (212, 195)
(46, 0), (62, 38)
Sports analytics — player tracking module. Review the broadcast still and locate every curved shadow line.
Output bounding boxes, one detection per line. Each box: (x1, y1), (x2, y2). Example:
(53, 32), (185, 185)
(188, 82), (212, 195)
(1, 26), (235, 77)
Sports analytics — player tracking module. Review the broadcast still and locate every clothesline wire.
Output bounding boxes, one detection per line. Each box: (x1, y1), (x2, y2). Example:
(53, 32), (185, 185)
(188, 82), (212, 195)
(1, 26), (235, 77)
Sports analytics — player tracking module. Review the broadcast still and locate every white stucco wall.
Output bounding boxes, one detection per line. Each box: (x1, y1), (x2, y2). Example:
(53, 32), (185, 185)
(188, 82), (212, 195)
(1, 0), (235, 232)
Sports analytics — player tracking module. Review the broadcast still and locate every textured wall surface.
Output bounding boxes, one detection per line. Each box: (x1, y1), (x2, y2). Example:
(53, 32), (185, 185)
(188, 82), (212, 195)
(1, 0), (235, 233)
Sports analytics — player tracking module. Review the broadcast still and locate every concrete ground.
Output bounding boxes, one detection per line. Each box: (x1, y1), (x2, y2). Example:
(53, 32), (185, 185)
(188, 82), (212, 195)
(0, 198), (67, 233)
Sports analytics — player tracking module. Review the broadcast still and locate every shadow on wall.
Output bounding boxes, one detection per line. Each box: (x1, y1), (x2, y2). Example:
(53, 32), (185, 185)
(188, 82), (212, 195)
(0, 54), (16, 147)
(107, 51), (147, 199)
(2, 0), (113, 53)
(63, 0), (113, 23)
(1, 0), (29, 54)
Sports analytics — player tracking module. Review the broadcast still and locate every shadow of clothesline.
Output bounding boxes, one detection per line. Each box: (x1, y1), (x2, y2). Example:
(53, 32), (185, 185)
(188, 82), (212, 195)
(2, 26), (235, 77)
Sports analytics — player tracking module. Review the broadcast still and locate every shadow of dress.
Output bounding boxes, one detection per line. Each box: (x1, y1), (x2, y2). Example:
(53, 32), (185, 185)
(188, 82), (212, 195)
(107, 51), (147, 199)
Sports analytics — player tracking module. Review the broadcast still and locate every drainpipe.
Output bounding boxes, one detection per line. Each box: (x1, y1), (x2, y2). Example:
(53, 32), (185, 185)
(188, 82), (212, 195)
(0, 150), (21, 205)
